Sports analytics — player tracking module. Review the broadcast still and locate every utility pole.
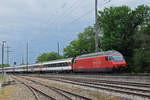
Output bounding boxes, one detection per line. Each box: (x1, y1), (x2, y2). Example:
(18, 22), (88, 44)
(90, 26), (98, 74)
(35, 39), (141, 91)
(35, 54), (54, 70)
(22, 56), (24, 65)
(6, 45), (11, 65)
(57, 42), (60, 56)
(26, 42), (28, 72)
(95, 0), (99, 52)
(1, 41), (6, 77)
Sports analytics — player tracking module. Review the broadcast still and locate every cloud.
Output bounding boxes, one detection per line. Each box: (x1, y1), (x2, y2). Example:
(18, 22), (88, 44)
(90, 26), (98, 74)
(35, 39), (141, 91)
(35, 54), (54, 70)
(0, 34), (10, 39)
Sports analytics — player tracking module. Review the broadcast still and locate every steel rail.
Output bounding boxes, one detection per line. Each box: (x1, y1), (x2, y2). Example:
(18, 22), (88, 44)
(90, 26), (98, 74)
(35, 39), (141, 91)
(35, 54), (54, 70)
(12, 77), (40, 100)
(40, 75), (150, 88)
(12, 76), (56, 100)
(47, 78), (150, 99)
(32, 75), (150, 99)
(21, 76), (92, 100)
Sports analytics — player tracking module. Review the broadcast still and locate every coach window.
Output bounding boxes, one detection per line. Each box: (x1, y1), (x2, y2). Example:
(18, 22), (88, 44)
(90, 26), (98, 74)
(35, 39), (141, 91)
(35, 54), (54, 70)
(63, 62), (67, 66)
(50, 64), (52, 67)
(56, 63), (59, 67)
(55, 63), (59, 67)
(105, 56), (110, 61)
(62, 63), (64, 66)
(61, 63), (64, 66)
(59, 63), (61, 66)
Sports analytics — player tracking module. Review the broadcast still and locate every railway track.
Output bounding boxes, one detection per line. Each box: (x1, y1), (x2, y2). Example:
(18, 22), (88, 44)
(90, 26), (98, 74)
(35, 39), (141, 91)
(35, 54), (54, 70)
(29, 74), (150, 100)
(46, 73), (150, 83)
(19, 81), (40, 100)
(12, 76), (56, 100)
(12, 75), (92, 100)
(43, 75), (150, 88)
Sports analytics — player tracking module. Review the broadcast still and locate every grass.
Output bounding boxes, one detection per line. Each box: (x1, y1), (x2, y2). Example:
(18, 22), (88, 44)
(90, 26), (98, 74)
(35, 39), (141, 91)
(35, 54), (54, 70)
(0, 73), (2, 79)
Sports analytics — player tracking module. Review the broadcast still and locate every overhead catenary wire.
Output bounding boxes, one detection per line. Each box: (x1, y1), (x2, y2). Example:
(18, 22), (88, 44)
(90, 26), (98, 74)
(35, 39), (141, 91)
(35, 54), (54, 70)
(59, 0), (111, 27)
(66, 8), (95, 25)
(50, 0), (82, 26)
(39, 0), (99, 31)
(36, 0), (82, 35)
(57, 1), (93, 26)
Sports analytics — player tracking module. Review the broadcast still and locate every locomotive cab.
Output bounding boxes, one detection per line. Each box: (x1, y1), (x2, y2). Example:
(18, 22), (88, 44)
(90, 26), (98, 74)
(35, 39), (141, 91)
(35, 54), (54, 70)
(105, 55), (126, 71)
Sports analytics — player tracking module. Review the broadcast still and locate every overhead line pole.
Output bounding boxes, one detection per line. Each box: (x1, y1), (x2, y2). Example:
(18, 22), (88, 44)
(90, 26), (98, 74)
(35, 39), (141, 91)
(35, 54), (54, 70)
(57, 42), (60, 56)
(7, 45), (9, 65)
(95, 0), (99, 52)
(6, 45), (11, 65)
(26, 42), (28, 72)
(22, 56), (24, 65)
(1, 41), (6, 77)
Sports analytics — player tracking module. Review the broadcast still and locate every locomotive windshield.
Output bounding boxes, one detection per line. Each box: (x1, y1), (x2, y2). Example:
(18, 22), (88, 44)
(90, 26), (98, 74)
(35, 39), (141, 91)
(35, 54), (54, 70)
(112, 56), (124, 61)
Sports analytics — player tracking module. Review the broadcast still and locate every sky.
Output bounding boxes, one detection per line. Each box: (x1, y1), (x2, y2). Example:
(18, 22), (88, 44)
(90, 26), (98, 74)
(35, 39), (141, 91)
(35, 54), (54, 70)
(0, 0), (149, 66)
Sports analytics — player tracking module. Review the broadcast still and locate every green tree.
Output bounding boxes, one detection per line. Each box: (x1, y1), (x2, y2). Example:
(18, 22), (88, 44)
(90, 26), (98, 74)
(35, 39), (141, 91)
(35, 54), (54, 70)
(20, 63), (25, 65)
(98, 5), (150, 72)
(37, 52), (63, 62)
(133, 23), (150, 72)
(63, 40), (79, 58)
(0, 64), (10, 67)
(98, 6), (133, 56)
(63, 26), (96, 58)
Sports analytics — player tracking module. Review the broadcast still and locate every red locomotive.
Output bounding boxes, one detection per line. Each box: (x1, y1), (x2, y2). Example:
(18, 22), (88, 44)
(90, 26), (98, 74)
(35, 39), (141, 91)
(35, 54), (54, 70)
(72, 50), (126, 72)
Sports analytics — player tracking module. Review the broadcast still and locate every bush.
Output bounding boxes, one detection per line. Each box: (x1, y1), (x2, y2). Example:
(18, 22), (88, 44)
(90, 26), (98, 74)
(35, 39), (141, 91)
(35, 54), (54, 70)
(133, 48), (150, 73)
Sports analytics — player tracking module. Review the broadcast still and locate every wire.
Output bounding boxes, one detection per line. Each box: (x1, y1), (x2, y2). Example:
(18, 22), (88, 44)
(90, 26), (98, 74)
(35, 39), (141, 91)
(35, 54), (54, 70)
(61, 0), (111, 27)
(57, 1), (91, 26)
(50, 0), (81, 26)
(67, 8), (95, 25)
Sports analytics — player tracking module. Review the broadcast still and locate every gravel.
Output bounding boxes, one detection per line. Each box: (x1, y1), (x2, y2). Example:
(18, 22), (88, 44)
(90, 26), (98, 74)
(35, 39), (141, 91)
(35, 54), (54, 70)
(0, 81), (36, 100)
(25, 76), (129, 100)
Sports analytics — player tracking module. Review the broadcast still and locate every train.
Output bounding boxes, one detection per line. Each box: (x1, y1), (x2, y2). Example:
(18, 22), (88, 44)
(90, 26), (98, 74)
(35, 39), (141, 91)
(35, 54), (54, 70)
(0, 50), (126, 73)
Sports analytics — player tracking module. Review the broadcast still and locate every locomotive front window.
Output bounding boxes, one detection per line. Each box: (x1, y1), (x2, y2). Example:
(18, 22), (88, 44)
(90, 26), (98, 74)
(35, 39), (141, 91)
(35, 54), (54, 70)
(112, 56), (124, 61)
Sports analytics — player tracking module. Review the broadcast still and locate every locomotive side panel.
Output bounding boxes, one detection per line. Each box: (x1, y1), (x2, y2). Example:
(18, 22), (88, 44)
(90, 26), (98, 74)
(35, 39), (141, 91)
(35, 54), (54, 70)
(73, 56), (114, 72)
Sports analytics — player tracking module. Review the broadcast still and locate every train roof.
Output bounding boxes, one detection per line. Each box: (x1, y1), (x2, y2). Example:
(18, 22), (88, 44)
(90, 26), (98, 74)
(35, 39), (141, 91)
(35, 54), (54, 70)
(1, 58), (72, 69)
(41, 58), (72, 65)
(76, 50), (122, 59)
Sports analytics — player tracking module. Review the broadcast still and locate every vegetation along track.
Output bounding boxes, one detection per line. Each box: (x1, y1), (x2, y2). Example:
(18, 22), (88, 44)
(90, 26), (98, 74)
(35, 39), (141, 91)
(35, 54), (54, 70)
(31, 75), (150, 99)
(12, 75), (92, 100)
